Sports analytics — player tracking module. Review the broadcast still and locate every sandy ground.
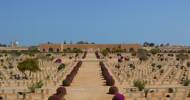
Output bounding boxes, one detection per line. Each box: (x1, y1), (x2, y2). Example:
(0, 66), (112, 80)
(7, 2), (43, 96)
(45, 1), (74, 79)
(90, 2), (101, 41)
(65, 53), (113, 100)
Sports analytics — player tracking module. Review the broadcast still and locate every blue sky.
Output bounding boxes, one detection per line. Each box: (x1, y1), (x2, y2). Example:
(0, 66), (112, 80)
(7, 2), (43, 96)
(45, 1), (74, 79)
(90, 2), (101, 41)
(0, 0), (190, 46)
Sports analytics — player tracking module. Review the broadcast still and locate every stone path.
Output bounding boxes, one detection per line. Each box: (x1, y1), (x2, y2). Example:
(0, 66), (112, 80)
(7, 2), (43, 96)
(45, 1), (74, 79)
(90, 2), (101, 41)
(65, 53), (112, 100)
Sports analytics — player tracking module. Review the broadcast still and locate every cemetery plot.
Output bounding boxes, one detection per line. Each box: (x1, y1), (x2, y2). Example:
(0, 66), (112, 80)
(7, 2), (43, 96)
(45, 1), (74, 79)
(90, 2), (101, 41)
(106, 52), (190, 99)
(0, 52), (81, 100)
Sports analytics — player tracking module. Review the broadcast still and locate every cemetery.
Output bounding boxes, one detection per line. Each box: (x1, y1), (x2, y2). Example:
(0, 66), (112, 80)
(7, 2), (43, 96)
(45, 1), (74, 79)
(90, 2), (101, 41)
(1, 47), (190, 100)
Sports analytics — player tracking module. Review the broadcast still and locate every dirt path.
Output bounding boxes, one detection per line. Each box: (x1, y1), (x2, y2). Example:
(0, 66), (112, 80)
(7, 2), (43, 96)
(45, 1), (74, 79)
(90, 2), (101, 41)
(65, 53), (112, 100)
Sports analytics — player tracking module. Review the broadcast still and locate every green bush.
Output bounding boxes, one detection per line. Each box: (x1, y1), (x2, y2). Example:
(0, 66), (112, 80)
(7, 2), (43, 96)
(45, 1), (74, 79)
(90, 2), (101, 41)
(133, 80), (147, 91)
(168, 88), (174, 93)
(157, 65), (162, 69)
(46, 54), (51, 57)
(101, 49), (109, 57)
(150, 48), (160, 55)
(137, 49), (148, 61)
(58, 63), (66, 72)
(182, 80), (190, 86)
(28, 80), (43, 93)
(187, 62), (190, 67)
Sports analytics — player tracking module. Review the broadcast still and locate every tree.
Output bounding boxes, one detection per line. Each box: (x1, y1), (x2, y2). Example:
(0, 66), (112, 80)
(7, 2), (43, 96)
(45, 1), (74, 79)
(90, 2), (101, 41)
(101, 49), (109, 57)
(160, 43), (164, 47)
(137, 49), (148, 61)
(0, 43), (7, 47)
(17, 59), (40, 78)
(76, 41), (87, 44)
(143, 42), (149, 47)
(73, 48), (83, 53)
(70, 40), (73, 44)
(149, 43), (155, 47)
(64, 40), (67, 44)
(166, 43), (170, 46)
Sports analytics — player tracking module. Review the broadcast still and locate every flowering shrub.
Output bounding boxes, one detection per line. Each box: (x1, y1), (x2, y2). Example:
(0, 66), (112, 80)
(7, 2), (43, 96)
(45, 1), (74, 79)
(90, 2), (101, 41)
(95, 51), (100, 59)
(82, 51), (87, 59)
(108, 86), (118, 94)
(55, 59), (62, 63)
(62, 61), (82, 86)
(100, 62), (115, 86)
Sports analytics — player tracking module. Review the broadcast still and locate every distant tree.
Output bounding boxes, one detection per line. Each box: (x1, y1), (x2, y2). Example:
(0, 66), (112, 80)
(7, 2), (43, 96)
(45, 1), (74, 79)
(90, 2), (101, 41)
(143, 42), (155, 47)
(101, 49), (110, 56)
(143, 42), (149, 47)
(160, 43), (164, 47)
(47, 41), (53, 44)
(76, 41), (89, 44)
(70, 40), (73, 44)
(166, 43), (170, 46)
(149, 43), (155, 47)
(64, 40), (67, 44)
(73, 48), (83, 53)
(112, 48), (126, 53)
(17, 59), (40, 78)
(137, 49), (148, 61)
(0, 43), (7, 47)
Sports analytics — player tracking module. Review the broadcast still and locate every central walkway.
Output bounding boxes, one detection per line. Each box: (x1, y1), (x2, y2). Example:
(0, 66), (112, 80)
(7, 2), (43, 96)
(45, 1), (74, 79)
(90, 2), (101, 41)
(65, 53), (112, 100)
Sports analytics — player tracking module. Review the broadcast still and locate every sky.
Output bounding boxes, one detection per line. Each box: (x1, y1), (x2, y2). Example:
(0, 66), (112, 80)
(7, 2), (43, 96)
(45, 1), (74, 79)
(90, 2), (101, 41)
(0, 0), (190, 46)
